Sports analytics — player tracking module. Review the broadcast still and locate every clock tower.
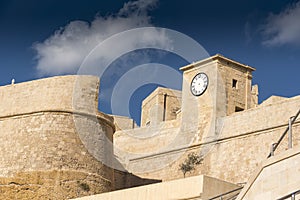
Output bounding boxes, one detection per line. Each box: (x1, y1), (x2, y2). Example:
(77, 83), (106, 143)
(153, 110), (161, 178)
(179, 54), (256, 144)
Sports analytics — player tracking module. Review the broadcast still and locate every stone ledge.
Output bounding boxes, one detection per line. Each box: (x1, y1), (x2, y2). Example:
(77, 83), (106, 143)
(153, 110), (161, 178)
(0, 109), (115, 132)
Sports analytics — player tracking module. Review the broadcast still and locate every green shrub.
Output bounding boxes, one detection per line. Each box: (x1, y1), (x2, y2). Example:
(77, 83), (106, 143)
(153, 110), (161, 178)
(179, 152), (203, 177)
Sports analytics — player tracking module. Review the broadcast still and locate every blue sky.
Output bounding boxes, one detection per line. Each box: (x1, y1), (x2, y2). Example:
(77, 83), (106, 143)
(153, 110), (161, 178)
(1, 0), (300, 124)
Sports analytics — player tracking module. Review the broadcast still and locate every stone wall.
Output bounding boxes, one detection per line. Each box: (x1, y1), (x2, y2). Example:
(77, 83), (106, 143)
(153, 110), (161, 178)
(140, 87), (182, 127)
(114, 119), (181, 156)
(217, 58), (255, 114)
(112, 115), (138, 131)
(0, 76), (115, 199)
(114, 94), (300, 184)
(0, 76), (98, 116)
(72, 175), (240, 200)
(114, 170), (160, 191)
(237, 146), (300, 200)
(200, 95), (300, 183)
(113, 55), (300, 186)
(0, 170), (111, 200)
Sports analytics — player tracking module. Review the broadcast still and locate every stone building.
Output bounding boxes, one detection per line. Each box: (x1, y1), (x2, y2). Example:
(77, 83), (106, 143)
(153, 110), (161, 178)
(0, 54), (299, 199)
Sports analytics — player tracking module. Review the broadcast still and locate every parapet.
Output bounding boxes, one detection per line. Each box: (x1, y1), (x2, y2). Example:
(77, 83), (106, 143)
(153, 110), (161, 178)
(0, 75), (115, 199)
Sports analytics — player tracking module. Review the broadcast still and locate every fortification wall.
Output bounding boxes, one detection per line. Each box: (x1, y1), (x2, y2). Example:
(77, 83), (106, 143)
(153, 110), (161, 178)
(112, 115), (138, 131)
(236, 146), (300, 200)
(115, 95), (300, 184)
(0, 76), (115, 199)
(114, 119), (181, 155)
(201, 95), (300, 183)
(0, 76), (99, 116)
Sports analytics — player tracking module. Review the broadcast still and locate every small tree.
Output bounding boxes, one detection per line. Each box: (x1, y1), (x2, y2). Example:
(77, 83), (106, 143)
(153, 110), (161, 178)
(179, 152), (203, 178)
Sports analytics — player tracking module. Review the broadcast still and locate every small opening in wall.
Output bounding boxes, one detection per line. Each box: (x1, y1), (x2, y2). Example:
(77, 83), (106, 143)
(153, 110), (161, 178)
(235, 106), (244, 112)
(232, 79), (238, 89)
(146, 121), (150, 126)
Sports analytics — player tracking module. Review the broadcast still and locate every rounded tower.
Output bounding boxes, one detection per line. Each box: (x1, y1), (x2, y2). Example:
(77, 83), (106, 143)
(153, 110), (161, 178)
(0, 75), (115, 199)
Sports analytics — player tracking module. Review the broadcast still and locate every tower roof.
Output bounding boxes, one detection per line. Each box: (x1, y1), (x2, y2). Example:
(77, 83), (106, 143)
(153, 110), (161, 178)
(180, 54), (256, 72)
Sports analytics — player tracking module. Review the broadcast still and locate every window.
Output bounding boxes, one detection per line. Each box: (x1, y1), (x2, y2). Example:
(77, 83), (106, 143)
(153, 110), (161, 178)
(232, 79), (238, 89)
(235, 106), (244, 112)
(146, 121), (150, 126)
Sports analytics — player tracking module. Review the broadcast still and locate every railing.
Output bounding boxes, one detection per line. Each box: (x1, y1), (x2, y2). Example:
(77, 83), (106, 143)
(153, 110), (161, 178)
(208, 187), (243, 200)
(277, 189), (300, 200)
(268, 109), (300, 158)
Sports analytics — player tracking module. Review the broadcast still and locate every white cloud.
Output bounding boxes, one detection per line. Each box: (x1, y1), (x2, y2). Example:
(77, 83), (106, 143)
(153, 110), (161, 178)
(261, 1), (300, 46)
(33, 0), (170, 76)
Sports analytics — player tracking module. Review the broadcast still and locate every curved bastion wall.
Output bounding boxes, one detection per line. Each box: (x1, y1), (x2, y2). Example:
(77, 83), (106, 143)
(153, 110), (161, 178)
(0, 75), (115, 199)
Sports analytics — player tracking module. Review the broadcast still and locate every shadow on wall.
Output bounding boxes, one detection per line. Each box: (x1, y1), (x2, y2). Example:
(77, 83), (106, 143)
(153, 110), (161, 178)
(113, 158), (161, 190)
(114, 170), (161, 190)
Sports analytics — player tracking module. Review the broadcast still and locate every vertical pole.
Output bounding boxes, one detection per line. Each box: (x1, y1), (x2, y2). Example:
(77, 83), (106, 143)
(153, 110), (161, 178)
(288, 117), (293, 149)
(270, 143), (274, 157)
(291, 193), (295, 200)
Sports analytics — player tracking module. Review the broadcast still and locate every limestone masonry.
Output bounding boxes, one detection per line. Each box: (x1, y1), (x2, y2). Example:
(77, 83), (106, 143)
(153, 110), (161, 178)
(0, 76), (115, 199)
(0, 54), (299, 199)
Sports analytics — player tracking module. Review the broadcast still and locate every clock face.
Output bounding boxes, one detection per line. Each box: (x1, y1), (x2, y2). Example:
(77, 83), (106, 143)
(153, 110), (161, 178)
(190, 73), (208, 96)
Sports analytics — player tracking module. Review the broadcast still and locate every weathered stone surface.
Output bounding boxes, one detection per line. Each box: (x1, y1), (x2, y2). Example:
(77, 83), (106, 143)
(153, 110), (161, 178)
(114, 54), (300, 186)
(1, 55), (299, 200)
(237, 146), (300, 200)
(0, 75), (115, 199)
(140, 87), (182, 127)
(0, 170), (111, 200)
(72, 175), (240, 200)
